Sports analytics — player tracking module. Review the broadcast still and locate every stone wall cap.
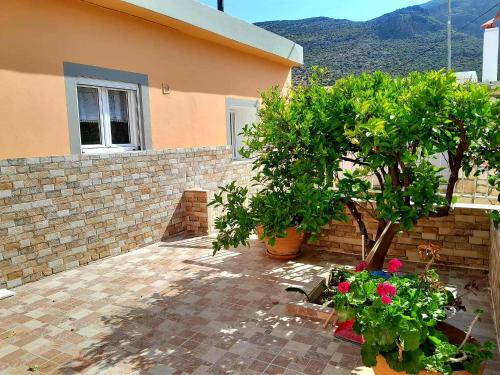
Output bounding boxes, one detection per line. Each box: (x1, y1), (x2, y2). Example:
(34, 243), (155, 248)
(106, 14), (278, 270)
(0, 146), (232, 165)
(452, 202), (499, 210)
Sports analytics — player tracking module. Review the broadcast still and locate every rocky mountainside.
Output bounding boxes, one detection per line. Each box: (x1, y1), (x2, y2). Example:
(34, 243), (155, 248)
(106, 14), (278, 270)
(256, 0), (499, 85)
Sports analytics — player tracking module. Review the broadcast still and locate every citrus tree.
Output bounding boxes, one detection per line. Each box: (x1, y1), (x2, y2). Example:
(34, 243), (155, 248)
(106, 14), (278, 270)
(211, 69), (499, 269)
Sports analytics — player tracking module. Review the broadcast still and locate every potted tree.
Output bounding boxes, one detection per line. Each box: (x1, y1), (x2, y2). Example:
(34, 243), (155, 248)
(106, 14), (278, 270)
(210, 82), (348, 258)
(321, 70), (499, 269)
(211, 69), (499, 267)
(210, 182), (309, 259)
(330, 257), (495, 375)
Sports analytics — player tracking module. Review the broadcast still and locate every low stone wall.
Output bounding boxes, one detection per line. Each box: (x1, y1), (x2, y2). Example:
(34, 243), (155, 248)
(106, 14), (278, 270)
(183, 189), (210, 236)
(490, 223), (500, 347)
(0, 147), (252, 288)
(305, 206), (492, 269)
(1, 146), (496, 288)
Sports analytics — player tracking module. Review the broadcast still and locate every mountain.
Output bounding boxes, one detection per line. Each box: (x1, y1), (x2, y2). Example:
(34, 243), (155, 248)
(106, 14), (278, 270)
(421, 0), (496, 37)
(256, 0), (499, 85)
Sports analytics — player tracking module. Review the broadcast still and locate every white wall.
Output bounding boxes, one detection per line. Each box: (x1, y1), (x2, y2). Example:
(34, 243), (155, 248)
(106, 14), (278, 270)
(482, 27), (499, 82)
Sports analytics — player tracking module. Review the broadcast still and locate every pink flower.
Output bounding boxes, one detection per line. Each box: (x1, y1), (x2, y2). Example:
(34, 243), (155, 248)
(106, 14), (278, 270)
(376, 282), (397, 297)
(355, 261), (368, 272)
(338, 281), (351, 294)
(384, 283), (397, 296)
(381, 295), (392, 304)
(388, 259), (403, 273)
(377, 282), (397, 305)
(376, 283), (385, 296)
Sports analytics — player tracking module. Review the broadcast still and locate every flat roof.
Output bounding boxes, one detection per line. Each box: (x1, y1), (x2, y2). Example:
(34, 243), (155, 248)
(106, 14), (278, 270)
(86, 0), (303, 67)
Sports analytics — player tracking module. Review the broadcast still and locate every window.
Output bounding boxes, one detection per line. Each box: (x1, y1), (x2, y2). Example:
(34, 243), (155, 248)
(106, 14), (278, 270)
(226, 99), (259, 160)
(76, 78), (142, 153)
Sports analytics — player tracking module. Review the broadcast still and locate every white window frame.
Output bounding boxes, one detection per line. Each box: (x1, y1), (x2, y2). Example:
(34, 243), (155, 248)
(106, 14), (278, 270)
(228, 110), (238, 159)
(225, 98), (259, 161)
(75, 78), (143, 154)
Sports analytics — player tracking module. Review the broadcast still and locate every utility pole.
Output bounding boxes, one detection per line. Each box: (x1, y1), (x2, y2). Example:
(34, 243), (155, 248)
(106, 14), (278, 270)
(447, 0), (452, 70)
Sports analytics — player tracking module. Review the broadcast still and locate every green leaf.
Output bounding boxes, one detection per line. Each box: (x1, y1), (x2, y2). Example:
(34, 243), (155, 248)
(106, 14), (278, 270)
(400, 329), (422, 351)
(361, 344), (379, 367)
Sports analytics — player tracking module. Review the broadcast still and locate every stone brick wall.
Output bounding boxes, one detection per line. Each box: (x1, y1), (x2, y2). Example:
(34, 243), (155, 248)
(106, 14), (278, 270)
(183, 190), (209, 236)
(0, 147), (253, 288)
(490, 223), (500, 346)
(305, 206), (492, 269)
(1, 145), (495, 289)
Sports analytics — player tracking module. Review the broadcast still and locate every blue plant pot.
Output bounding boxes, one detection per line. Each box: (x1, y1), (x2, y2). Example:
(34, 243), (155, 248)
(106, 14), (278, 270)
(370, 270), (391, 280)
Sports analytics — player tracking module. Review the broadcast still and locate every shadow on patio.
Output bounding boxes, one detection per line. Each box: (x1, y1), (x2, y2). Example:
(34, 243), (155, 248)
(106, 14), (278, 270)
(58, 254), (364, 374)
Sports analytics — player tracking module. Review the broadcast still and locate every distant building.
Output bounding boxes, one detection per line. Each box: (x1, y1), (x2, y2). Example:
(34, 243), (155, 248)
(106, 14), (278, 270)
(480, 9), (500, 82)
(455, 71), (478, 83)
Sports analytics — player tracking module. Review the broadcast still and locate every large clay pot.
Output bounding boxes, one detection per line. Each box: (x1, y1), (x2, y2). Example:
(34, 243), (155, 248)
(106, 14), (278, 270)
(372, 322), (485, 375)
(373, 355), (484, 375)
(257, 226), (304, 260)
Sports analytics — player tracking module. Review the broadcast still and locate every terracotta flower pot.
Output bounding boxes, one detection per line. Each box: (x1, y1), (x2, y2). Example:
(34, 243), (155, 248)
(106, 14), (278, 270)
(256, 226), (304, 260)
(372, 322), (485, 375)
(372, 355), (484, 375)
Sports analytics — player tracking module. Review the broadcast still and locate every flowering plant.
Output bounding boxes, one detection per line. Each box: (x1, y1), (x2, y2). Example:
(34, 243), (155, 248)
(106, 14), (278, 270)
(329, 259), (495, 374)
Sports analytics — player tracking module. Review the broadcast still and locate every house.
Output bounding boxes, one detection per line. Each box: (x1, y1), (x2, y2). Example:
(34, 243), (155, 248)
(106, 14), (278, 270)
(0, 0), (302, 288)
(0, 0), (302, 160)
(481, 8), (499, 82)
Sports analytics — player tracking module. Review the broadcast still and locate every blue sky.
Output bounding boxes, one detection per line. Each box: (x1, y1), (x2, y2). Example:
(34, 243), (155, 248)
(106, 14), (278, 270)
(197, 0), (430, 23)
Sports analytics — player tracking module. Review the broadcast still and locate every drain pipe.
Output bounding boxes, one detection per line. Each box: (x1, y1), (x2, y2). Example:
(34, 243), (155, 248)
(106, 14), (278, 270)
(217, 0), (224, 12)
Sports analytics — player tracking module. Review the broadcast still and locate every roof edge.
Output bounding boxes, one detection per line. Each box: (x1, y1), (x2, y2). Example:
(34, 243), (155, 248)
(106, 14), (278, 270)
(87, 0), (303, 66)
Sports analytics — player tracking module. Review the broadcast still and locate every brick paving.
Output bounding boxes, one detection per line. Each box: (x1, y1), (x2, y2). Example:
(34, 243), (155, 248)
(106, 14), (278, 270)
(0, 236), (498, 374)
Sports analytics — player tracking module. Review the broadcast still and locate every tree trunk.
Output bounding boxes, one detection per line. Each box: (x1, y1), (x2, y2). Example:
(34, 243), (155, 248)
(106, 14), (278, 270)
(367, 223), (400, 271)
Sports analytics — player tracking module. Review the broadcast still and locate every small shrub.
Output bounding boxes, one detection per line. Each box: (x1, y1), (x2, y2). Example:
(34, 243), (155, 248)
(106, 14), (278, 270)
(330, 260), (495, 374)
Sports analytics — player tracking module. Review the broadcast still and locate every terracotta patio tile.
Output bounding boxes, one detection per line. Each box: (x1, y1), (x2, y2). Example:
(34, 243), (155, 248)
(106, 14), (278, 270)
(0, 235), (498, 374)
(249, 359), (269, 371)
(303, 359), (327, 375)
(265, 364), (288, 374)
(257, 351), (277, 363)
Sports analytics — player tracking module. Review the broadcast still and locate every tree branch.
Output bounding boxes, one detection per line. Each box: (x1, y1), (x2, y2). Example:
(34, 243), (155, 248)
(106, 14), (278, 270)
(376, 219), (387, 239)
(379, 166), (387, 176)
(397, 157), (411, 205)
(459, 311), (482, 350)
(389, 165), (399, 187)
(345, 200), (375, 248)
(353, 200), (378, 220)
(374, 170), (384, 191)
(429, 117), (469, 218)
(341, 157), (369, 166)
(441, 117), (468, 215)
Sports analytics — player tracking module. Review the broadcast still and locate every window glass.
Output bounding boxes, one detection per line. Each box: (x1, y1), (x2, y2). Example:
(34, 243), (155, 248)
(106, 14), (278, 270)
(77, 86), (101, 145)
(75, 79), (141, 153)
(228, 106), (258, 160)
(108, 90), (130, 144)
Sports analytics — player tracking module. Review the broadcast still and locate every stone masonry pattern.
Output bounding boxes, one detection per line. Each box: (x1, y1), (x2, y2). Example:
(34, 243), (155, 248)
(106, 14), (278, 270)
(0, 145), (496, 289)
(0, 147), (253, 289)
(182, 190), (210, 236)
(305, 207), (492, 270)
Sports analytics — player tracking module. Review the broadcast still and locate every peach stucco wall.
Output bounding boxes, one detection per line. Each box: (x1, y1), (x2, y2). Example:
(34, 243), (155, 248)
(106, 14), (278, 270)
(0, 0), (292, 159)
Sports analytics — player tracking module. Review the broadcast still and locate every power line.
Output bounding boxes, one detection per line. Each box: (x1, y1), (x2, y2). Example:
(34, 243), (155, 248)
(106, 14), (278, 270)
(393, 2), (500, 72)
(453, 2), (500, 33)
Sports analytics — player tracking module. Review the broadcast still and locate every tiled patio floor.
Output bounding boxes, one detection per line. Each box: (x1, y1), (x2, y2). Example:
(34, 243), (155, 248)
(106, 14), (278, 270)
(0, 236), (498, 374)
